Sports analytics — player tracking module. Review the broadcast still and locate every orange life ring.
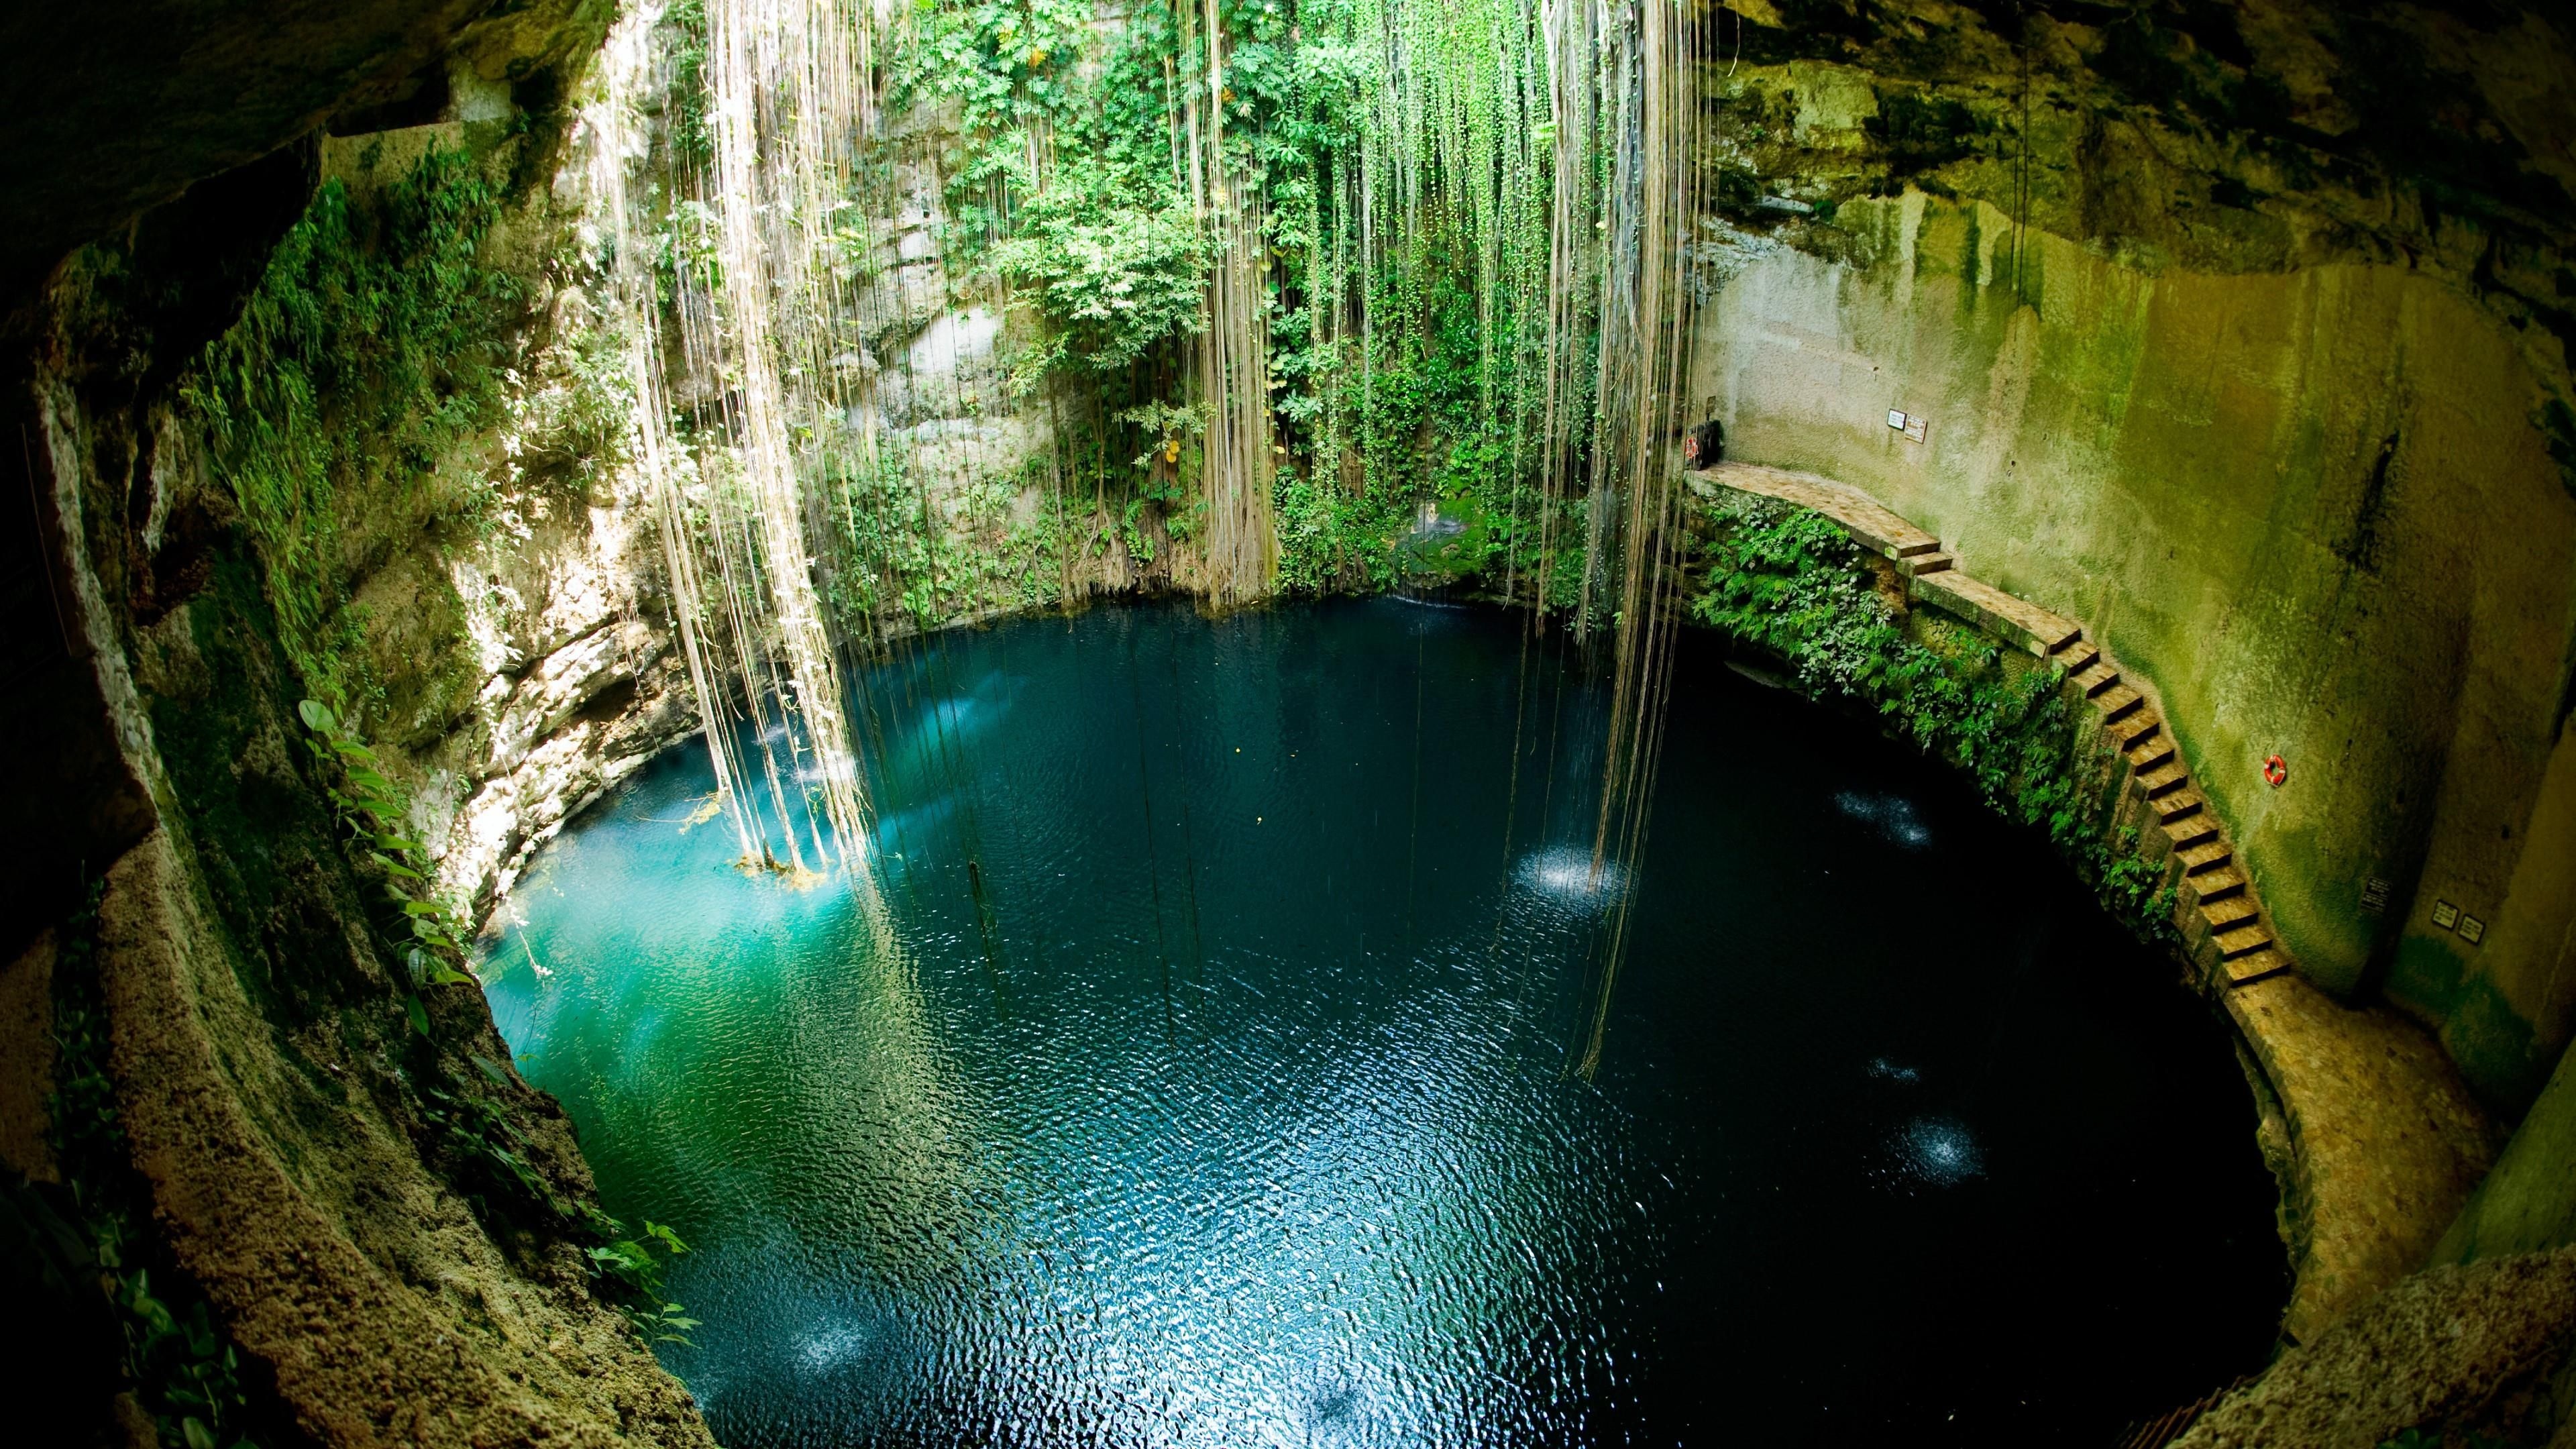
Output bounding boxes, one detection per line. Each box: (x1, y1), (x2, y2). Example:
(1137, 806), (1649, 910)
(2263, 754), (2288, 788)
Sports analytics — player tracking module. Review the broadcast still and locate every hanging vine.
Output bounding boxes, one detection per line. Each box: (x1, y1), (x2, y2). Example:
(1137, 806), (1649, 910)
(578, 0), (1707, 1050)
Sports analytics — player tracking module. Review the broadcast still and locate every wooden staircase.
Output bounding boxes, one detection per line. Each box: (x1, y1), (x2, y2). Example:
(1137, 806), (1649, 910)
(2045, 631), (2291, 987)
(1697, 462), (2293, 989)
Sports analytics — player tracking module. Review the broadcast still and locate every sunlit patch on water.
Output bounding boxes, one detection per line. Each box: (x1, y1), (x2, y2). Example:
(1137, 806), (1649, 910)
(486, 600), (2287, 1446)
(795, 1320), (880, 1373)
(1885, 1115), (1984, 1189)
(1515, 846), (1629, 911)
(1835, 789), (1932, 849)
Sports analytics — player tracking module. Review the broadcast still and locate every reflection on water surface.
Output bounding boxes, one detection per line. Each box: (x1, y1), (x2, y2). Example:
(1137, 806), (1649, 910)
(486, 600), (2281, 1447)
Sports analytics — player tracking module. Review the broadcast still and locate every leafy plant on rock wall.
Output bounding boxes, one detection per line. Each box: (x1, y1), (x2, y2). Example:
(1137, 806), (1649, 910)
(584, 1213), (702, 1346)
(992, 166), (1214, 380)
(182, 146), (521, 719)
(1692, 497), (2181, 946)
(48, 885), (274, 1449)
(877, 0), (1551, 597)
(293, 702), (706, 1348)
(896, 0), (1228, 584)
(295, 699), (474, 1033)
(663, 0), (717, 172)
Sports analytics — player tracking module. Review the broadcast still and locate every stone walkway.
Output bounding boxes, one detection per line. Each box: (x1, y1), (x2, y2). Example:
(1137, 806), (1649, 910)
(1696, 460), (2496, 1343)
(1704, 462), (2295, 984)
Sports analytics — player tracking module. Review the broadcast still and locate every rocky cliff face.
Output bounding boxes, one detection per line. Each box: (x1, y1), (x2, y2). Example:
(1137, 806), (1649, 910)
(1, 2), (2572, 1445)
(1690, 0), (2576, 1121)
(1702, 1), (2576, 417)
(0, 3), (723, 1444)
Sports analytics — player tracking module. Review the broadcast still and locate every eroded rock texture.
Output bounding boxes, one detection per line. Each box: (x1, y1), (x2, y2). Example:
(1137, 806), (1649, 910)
(2175, 1247), (2576, 1448)
(1693, 1), (2576, 1123)
(0, 1), (2570, 1445)
(0, 1), (720, 1444)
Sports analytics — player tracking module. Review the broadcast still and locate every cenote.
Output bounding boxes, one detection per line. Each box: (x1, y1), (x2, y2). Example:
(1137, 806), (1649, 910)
(482, 600), (2282, 1447)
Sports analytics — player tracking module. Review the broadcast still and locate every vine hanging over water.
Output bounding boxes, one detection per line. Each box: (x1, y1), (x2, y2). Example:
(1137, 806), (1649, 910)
(570, 0), (1710, 1061)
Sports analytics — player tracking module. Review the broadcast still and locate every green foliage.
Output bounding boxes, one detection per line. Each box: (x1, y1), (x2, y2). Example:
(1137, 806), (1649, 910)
(1247, 0), (1556, 599)
(427, 1071), (562, 1212)
(907, 0), (1215, 385)
(812, 438), (1066, 631)
(884, 0), (1544, 591)
(48, 885), (271, 1449)
(1266, 248), (1544, 593)
(584, 1214), (702, 1346)
(506, 273), (641, 489)
(1273, 470), (1397, 593)
(295, 699), (475, 1021)
(626, 0), (1576, 611)
(421, 1045), (706, 1348)
(182, 148), (520, 716)
(120, 1285), (260, 1449)
(992, 166), (1212, 376)
(653, 195), (724, 310)
(663, 0), (716, 171)
(1692, 499), (2182, 947)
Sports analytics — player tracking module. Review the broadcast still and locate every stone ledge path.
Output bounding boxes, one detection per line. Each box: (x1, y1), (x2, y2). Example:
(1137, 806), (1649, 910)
(1695, 459), (2496, 1344)
(1703, 462), (2290, 985)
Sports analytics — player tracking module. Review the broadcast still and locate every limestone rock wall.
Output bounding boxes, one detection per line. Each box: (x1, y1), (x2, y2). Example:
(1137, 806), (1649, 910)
(0, 1), (725, 1441)
(1692, 0), (2576, 1123)
(1696, 191), (2576, 1115)
(2171, 1246), (2576, 1448)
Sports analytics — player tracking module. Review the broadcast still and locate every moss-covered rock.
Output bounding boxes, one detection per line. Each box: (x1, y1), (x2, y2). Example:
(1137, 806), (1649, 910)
(2172, 1246), (2576, 1448)
(1697, 187), (2576, 1117)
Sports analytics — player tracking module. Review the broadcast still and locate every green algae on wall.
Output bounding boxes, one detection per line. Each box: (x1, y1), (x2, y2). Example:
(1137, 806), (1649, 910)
(1696, 191), (2576, 1112)
(1684, 492), (2184, 949)
(2437, 1036), (2576, 1267)
(180, 142), (521, 724)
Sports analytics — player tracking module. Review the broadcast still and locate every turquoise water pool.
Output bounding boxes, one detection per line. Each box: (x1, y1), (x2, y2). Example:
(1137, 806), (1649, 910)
(483, 599), (2282, 1446)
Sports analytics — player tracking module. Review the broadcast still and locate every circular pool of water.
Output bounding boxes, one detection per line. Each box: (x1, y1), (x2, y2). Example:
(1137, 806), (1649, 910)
(482, 599), (2284, 1446)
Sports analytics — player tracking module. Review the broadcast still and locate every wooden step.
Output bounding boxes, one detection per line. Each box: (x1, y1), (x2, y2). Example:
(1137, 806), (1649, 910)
(2164, 814), (2220, 851)
(2072, 661), (2121, 697)
(2094, 684), (2147, 724)
(1894, 538), (1942, 558)
(2135, 760), (2191, 798)
(2190, 865), (2248, 902)
(2176, 841), (2234, 875)
(2108, 713), (2162, 749)
(1902, 551), (1954, 578)
(2214, 922), (2274, 959)
(2200, 895), (2261, 933)
(2127, 737), (2177, 773)
(2054, 642), (2102, 676)
(2222, 947), (2294, 987)
(2153, 788), (2206, 824)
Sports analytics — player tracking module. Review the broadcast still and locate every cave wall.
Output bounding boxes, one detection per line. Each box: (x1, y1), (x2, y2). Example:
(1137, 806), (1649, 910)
(0, 0), (1159, 1425)
(1691, 2), (2576, 1120)
(160, 69), (704, 929)
(2440, 1026), (2576, 1269)
(1697, 192), (2576, 1110)
(0, 1), (731, 1442)
(0, 0), (2568, 1440)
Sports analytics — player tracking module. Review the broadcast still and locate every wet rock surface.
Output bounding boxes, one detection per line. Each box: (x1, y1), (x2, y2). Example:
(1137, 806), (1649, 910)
(2174, 1246), (2576, 1449)
(0, 2), (2569, 1444)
